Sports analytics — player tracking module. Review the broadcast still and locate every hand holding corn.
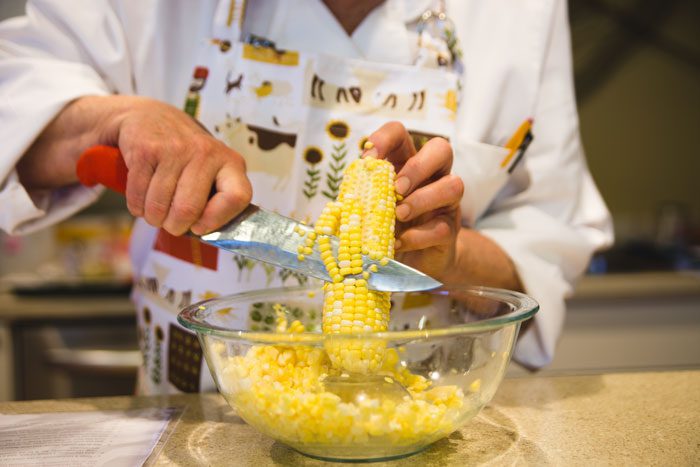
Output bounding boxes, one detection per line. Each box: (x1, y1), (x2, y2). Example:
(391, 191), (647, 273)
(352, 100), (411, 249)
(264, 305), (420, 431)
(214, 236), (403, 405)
(363, 122), (464, 283)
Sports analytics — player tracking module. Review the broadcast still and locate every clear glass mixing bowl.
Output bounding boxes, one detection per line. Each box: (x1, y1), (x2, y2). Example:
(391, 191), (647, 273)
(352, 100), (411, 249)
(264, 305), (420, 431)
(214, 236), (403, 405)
(178, 285), (538, 462)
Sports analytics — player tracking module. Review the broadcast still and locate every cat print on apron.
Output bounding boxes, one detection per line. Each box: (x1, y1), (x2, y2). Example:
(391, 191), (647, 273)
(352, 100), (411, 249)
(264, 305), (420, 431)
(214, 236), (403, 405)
(131, 0), (490, 395)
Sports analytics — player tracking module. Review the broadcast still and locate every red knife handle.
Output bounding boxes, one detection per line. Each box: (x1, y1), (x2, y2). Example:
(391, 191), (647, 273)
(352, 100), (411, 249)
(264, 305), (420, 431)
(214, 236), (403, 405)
(76, 145), (127, 194)
(76, 145), (217, 199)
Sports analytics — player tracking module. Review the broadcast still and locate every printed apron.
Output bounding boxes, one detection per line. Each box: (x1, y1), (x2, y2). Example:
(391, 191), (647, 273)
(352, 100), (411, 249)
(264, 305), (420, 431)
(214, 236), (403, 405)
(132, 0), (494, 395)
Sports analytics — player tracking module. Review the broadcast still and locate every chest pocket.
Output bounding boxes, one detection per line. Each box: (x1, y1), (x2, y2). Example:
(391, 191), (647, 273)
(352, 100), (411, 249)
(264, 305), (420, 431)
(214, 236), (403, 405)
(452, 139), (513, 226)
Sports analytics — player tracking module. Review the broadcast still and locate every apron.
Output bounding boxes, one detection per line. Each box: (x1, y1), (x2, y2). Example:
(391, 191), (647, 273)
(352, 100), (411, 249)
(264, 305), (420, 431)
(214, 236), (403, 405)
(132, 0), (512, 395)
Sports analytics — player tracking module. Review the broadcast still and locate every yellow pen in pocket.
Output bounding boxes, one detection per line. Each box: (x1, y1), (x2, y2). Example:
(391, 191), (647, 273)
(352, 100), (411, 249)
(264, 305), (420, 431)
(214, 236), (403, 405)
(500, 118), (533, 170)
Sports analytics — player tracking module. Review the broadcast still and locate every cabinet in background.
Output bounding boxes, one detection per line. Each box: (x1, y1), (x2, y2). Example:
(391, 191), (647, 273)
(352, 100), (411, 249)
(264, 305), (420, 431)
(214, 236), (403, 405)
(508, 272), (700, 376)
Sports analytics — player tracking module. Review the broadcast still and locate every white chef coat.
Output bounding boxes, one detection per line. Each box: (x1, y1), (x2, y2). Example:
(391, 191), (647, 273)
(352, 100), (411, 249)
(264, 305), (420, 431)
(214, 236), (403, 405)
(0, 0), (614, 369)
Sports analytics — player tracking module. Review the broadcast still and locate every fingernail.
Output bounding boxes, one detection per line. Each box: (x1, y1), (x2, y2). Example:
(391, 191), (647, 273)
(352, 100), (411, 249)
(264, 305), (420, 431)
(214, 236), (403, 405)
(362, 148), (378, 159)
(396, 203), (410, 221)
(395, 177), (410, 195)
(363, 140), (375, 150)
(394, 239), (402, 250)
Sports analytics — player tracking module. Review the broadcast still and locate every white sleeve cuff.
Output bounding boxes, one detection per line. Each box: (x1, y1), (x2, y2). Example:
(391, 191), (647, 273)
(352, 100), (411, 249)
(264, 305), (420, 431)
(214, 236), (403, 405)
(0, 170), (104, 235)
(0, 60), (112, 235)
(476, 206), (593, 368)
(483, 231), (571, 368)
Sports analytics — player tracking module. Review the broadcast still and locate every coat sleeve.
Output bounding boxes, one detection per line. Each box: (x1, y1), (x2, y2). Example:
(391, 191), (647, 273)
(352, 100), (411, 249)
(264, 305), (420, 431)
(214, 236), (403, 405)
(0, 0), (135, 235)
(475, 0), (614, 368)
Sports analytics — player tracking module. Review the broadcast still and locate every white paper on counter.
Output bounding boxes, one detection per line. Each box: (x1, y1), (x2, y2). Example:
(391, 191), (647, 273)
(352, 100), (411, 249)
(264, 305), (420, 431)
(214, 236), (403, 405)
(0, 407), (177, 466)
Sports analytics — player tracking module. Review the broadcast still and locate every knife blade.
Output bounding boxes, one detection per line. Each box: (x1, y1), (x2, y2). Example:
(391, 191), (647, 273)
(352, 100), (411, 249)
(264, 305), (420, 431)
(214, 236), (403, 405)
(77, 145), (442, 292)
(199, 204), (441, 292)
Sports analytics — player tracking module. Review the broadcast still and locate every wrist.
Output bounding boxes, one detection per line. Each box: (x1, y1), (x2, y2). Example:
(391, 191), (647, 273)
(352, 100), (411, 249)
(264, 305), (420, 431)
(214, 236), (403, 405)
(441, 228), (524, 292)
(17, 94), (134, 189)
(440, 229), (468, 286)
(80, 94), (140, 147)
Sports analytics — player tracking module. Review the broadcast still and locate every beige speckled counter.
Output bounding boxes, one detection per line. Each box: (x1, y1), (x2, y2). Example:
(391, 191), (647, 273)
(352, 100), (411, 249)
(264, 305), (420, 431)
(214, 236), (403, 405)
(1, 370), (698, 465)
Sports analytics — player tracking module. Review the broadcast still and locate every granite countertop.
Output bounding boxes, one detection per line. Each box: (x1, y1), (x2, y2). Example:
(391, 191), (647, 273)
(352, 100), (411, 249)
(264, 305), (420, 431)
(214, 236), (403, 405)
(1, 370), (697, 465)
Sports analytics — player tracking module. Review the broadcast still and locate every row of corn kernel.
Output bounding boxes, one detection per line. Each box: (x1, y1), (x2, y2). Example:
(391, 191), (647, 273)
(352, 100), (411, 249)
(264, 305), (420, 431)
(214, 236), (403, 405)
(312, 157), (397, 373)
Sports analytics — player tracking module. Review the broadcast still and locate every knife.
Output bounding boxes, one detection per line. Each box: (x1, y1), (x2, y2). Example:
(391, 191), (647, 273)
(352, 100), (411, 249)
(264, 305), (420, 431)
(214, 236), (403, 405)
(76, 146), (442, 292)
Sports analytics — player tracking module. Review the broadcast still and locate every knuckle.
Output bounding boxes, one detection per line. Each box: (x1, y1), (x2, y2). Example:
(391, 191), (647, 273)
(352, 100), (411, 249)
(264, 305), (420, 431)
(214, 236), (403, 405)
(144, 198), (169, 220)
(426, 137), (453, 158)
(446, 174), (464, 199)
(163, 222), (187, 237)
(193, 137), (215, 159)
(438, 214), (459, 244)
(161, 222), (187, 238)
(404, 155), (426, 178)
(227, 148), (248, 172)
(403, 133), (417, 153)
(374, 121), (406, 148)
(398, 231), (415, 248)
(386, 121), (407, 134)
(222, 188), (252, 211)
(130, 143), (158, 166)
(396, 237), (410, 251)
(171, 200), (201, 221)
(168, 139), (188, 160)
(127, 203), (143, 217)
(126, 193), (145, 216)
(434, 219), (452, 239)
(238, 154), (248, 172)
(242, 185), (253, 204)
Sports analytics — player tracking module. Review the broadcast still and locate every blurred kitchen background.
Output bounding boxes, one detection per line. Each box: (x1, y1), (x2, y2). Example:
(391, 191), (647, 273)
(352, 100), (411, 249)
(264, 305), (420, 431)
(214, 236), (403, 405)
(1, 0), (698, 400)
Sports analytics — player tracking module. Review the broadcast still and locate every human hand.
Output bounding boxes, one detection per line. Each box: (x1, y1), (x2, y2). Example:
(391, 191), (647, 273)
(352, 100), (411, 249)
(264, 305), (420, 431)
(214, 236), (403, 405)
(100, 96), (252, 236)
(364, 122), (464, 281)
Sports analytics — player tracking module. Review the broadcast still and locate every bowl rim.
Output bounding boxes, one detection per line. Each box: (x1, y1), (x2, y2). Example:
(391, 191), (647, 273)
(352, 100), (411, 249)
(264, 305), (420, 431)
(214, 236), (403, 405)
(177, 285), (540, 344)
(178, 285), (539, 343)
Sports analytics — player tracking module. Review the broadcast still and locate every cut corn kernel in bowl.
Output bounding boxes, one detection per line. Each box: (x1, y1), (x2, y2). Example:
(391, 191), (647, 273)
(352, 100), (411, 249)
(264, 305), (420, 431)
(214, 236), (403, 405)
(178, 285), (538, 461)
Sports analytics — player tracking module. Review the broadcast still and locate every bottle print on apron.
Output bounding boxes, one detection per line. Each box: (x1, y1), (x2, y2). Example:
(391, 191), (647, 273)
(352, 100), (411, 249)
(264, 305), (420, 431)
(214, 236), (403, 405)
(132, 0), (465, 395)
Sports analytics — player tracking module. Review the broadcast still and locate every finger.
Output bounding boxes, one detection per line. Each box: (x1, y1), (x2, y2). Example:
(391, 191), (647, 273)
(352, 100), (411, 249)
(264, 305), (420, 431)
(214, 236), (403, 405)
(394, 137), (453, 197)
(162, 160), (216, 236)
(364, 121), (415, 166)
(191, 161), (252, 235)
(395, 174), (463, 222)
(124, 155), (155, 217)
(395, 216), (455, 252)
(143, 154), (189, 227)
(143, 162), (184, 227)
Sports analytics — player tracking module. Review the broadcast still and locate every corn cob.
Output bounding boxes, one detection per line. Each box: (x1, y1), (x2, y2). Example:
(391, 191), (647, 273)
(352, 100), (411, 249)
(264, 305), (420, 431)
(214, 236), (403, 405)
(313, 157), (397, 373)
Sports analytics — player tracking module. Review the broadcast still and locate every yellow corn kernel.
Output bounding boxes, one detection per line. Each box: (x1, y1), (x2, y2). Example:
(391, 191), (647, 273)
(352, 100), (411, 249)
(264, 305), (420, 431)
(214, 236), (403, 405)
(288, 320), (306, 334)
(469, 379), (482, 392)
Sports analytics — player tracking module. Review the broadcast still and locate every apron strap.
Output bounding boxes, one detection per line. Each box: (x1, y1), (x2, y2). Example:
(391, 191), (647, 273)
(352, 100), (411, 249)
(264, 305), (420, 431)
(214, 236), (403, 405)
(212, 0), (248, 42)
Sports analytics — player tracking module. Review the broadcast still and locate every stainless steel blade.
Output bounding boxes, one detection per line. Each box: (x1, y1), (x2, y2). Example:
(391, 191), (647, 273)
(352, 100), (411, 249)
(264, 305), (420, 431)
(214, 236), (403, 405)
(198, 204), (442, 292)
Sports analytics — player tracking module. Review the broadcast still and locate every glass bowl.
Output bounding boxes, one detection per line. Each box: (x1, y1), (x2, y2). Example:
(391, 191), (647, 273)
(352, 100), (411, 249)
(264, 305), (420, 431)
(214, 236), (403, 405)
(178, 285), (538, 462)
